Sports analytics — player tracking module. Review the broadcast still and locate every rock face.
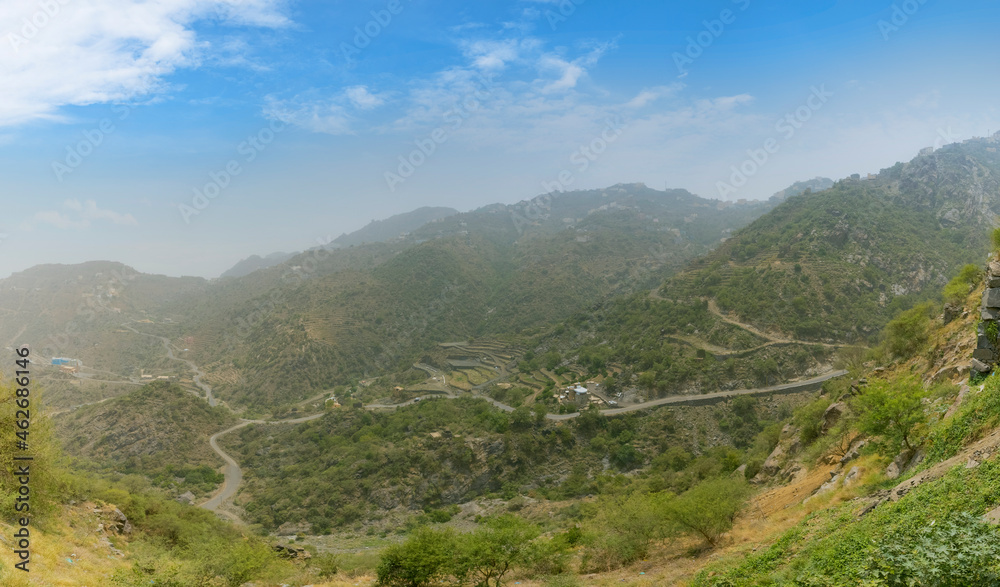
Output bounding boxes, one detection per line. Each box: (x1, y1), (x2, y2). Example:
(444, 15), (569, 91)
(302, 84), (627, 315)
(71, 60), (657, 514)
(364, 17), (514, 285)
(885, 449), (916, 480)
(974, 263), (1000, 374)
(821, 402), (846, 433)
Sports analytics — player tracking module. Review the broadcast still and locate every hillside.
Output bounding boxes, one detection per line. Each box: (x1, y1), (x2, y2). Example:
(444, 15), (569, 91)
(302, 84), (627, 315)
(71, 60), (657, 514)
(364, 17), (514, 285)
(156, 184), (776, 410)
(221, 251), (297, 279)
(54, 381), (238, 497)
(657, 140), (1000, 343)
(333, 206), (459, 246)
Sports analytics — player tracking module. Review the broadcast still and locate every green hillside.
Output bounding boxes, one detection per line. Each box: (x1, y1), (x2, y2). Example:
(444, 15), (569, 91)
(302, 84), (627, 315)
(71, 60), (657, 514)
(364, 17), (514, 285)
(54, 381), (237, 496)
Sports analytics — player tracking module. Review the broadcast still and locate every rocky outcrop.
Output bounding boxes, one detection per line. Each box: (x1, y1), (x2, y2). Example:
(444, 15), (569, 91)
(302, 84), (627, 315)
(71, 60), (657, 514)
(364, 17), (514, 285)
(821, 402), (846, 433)
(974, 261), (1000, 374)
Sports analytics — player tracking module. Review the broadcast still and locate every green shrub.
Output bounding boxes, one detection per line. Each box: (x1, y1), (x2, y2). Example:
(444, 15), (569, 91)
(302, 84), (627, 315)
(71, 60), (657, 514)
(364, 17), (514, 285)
(863, 512), (1000, 586)
(376, 526), (456, 587)
(663, 477), (749, 548)
(942, 264), (982, 304)
(880, 302), (935, 360)
(793, 398), (833, 446)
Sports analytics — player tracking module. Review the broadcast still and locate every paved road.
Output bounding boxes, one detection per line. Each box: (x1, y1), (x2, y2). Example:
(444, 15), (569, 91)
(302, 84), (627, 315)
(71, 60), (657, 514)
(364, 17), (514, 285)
(201, 421), (253, 521)
(123, 323), (217, 406)
(121, 321), (847, 524)
(543, 370), (848, 420)
(365, 370), (848, 421)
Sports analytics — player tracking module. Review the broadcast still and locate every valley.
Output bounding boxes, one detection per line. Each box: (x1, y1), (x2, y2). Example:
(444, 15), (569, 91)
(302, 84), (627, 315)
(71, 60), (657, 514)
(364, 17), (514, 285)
(7, 138), (1000, 585)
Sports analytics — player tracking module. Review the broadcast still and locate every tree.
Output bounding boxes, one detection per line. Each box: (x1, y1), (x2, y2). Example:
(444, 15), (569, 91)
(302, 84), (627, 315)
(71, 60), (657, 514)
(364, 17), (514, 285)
(852, 376), (926, 452)
(375, 526), (455, 587)
(454, 515), (540, 587)
(662, 477), (749, 547)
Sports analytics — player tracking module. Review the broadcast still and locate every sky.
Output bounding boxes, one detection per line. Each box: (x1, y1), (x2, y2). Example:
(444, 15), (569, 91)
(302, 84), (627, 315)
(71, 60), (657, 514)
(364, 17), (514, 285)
(1, 0), (999, 278)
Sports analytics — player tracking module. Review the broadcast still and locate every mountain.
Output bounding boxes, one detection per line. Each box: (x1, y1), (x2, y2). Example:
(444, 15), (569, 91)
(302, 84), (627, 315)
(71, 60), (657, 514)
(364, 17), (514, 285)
(660, 139), (1000, 342)
(159, 184), (776, 409)
(220, 251), (297, 279)
(332, 205), (459, 246)
(768, 176), (834, 202)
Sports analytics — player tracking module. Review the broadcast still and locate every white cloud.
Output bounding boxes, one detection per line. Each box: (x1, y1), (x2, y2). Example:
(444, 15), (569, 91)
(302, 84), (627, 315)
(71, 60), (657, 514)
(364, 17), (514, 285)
(346, 86), (386, 110)
(626, 85), (683, 109)
(264, 85), (392, 135)
(0, 0), (288, 128)
(264, 96), (353, 135)
(34, 199), (138, 230)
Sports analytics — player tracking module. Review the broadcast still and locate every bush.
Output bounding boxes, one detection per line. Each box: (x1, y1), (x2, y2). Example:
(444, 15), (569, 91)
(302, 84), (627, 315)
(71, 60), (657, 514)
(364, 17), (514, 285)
(583, 491), (672, 571)
(864, 512), (1000, 586)
(942, 264), (982, 305)
(376, 526), (456, 587)
(793, 397), (833, 446)
(880, 302), (934, 360)
(663, 477), (749, 548)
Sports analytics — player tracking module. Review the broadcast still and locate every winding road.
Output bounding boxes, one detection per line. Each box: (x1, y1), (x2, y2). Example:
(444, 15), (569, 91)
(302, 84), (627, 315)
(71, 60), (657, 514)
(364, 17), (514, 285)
(122, 324), (217, 406)
(118, 320), (848, 524)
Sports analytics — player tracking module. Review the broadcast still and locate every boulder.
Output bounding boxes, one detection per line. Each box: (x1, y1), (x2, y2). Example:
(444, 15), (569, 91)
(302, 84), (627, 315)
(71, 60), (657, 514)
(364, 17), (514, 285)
(885, 449), (915, 480)
(972, 358), (993, 374)
(988, 262), (1000, 287)
(840, 439), (867, 465)
(821, 402), (846, 433)
(843, 466), (862, 487)
(943, 303), (961, 324)
(985, 288), (1000, 309)
(983, 307), (1000, 321)
(732, 464), (747, 479)
(781, 464), (807, 484)
(752, 443), (786, 483)
(973, 348), (995, 362)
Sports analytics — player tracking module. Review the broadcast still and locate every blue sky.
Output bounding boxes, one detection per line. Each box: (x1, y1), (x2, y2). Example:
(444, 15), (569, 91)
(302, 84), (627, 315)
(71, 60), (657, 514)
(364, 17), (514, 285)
(1, 0), (999, 278)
